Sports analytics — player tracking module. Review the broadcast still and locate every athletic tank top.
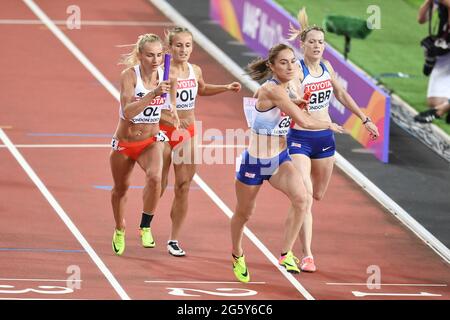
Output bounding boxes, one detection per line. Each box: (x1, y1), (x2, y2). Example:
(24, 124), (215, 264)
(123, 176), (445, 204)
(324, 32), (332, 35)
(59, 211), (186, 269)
(248, 78), (294, 136)
(299, 59), (333, 112)
(119, 65), (165, 124)
(175, 63), (198, 111)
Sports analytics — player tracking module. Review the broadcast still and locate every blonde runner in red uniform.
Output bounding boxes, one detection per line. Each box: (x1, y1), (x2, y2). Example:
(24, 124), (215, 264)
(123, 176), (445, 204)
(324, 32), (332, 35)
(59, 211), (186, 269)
(110, 33), (179, 256)
(159, 27), (241, 256)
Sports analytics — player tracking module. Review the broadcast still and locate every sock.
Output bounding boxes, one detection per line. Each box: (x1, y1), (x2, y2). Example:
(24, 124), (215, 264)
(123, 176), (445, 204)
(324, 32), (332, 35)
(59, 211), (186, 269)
(232, 253), (242, 260)
(140, 212), (154, 229)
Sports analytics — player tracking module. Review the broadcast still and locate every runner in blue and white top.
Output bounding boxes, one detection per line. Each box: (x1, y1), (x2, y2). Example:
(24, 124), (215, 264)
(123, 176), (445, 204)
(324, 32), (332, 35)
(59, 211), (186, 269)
(231, 43), (343, 283)
(285, 8), (380, 273)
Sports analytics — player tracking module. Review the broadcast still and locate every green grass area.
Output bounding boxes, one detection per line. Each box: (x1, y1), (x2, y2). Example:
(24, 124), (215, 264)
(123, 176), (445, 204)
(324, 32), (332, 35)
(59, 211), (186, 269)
(276, 0), (450, 134)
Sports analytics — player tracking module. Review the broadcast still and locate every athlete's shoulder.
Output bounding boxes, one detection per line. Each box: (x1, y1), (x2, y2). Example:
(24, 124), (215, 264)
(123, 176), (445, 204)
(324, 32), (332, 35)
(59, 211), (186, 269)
(191, 63), (202, 74)
(120, 67), (137, 84)
(321, 59), (334, 73)
(260, 81), (283, 99)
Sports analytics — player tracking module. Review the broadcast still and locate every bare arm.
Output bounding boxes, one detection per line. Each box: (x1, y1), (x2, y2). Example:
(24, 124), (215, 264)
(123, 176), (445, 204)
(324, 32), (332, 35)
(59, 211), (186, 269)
(168, 70), (180, 128)
(263, 84), (343, 133)
(418, 0), (433, 24)
(194, 64), (242, 96)
(325, 61), (379, 139)
(444, 0), (450, 26)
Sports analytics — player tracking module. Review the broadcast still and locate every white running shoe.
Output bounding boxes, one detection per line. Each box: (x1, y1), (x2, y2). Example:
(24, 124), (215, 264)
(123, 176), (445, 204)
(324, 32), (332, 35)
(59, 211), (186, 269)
(167, 240), (186, 257)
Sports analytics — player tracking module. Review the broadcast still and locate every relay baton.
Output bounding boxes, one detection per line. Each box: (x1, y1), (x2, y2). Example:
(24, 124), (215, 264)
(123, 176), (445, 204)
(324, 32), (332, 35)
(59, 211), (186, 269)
(161, 53), (171, 98)
(299, 90), (311, 109)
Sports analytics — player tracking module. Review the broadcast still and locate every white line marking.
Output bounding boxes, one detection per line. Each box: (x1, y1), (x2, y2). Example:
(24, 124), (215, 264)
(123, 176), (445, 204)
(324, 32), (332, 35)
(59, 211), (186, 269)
(0, 278), (82, 282)
(20, 0), (130, 300)
(327, 283), (447, 287)
(151, 0), (450, 265)
(0, 19), (173, 27)
(145, 280), (265, 284)
(352, 291), (442, 297)
(150, 0), (315, 300)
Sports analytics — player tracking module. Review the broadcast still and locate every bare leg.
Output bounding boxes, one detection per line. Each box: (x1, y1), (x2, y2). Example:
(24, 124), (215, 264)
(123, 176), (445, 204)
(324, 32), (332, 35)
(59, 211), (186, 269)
(136, 141), (164, 214)
(231, 180), (261, 257)
(169, 137), (196, 240)
(110, 150), (135, 231)
(160, 142), (172, 197)
(305, 156), (334, 255)
(269, 161), (308, 254)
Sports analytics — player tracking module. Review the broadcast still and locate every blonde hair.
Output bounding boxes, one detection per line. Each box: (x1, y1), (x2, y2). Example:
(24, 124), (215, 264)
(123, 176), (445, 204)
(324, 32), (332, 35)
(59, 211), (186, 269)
(119, 33), (162, 68)
(288, 8), (325, 42)
(246, 44), (294, 81)
(165, 26), (193, 46)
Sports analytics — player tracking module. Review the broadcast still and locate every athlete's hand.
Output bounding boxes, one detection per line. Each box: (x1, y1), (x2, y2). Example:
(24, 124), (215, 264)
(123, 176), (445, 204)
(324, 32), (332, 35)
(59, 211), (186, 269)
(154, 80), (170, 97)
(365, 121), (379, 140)
(227, 82), (242, 92)
(169, 104), (180, 129)
(329, 122), (345, 133)
(172, 112), (180, 130)
(179, 118), (191, 129)
(292, 97), (309, 110)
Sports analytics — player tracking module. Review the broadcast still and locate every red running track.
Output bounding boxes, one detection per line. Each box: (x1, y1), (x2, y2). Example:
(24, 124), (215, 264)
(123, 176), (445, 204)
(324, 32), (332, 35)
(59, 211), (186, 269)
(0, 0), (448, 300)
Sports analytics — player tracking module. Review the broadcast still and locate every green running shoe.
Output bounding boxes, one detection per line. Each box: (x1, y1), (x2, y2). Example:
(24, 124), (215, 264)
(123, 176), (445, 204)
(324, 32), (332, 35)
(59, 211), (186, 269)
(233, 255), (250, 283)
(140, 227), (155, 248)
(112, 229), (125, 256)
(278, 251), (300, 273)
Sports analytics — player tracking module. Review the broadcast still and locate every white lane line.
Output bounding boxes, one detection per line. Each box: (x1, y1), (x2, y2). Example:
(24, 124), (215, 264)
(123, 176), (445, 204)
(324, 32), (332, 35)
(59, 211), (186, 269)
(352, 291), (442, 297)
(145, 281), (266, 284)
(0, 19), (173, 27)
(0, 278), (82, 282)
(327, 282), (447, 287)
(150, 0), (315, 301)
(20, 0), (130, 301)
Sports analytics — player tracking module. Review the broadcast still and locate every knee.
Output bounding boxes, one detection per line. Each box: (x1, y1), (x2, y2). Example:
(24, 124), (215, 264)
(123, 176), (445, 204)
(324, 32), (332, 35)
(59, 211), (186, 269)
(233, 212), (250, 223)
(234, 204), (255, 223)
(112, 184), (129, 198)
(145, 171), (162, 188)
(313, 191), (325, 201)
(174, 178), (192, 195)
(290, 191), (308, 212)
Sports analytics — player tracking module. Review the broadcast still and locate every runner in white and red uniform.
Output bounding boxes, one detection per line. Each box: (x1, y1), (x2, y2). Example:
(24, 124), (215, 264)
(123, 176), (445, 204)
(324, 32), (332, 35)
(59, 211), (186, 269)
(110, 33), (178, 257)
(159, 26), (242, 257)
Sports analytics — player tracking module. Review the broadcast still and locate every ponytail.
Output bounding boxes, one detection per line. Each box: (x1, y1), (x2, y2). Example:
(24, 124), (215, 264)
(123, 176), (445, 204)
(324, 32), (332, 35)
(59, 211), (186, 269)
(288, 7), (324, 42)
(119, 33), (162, 68)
